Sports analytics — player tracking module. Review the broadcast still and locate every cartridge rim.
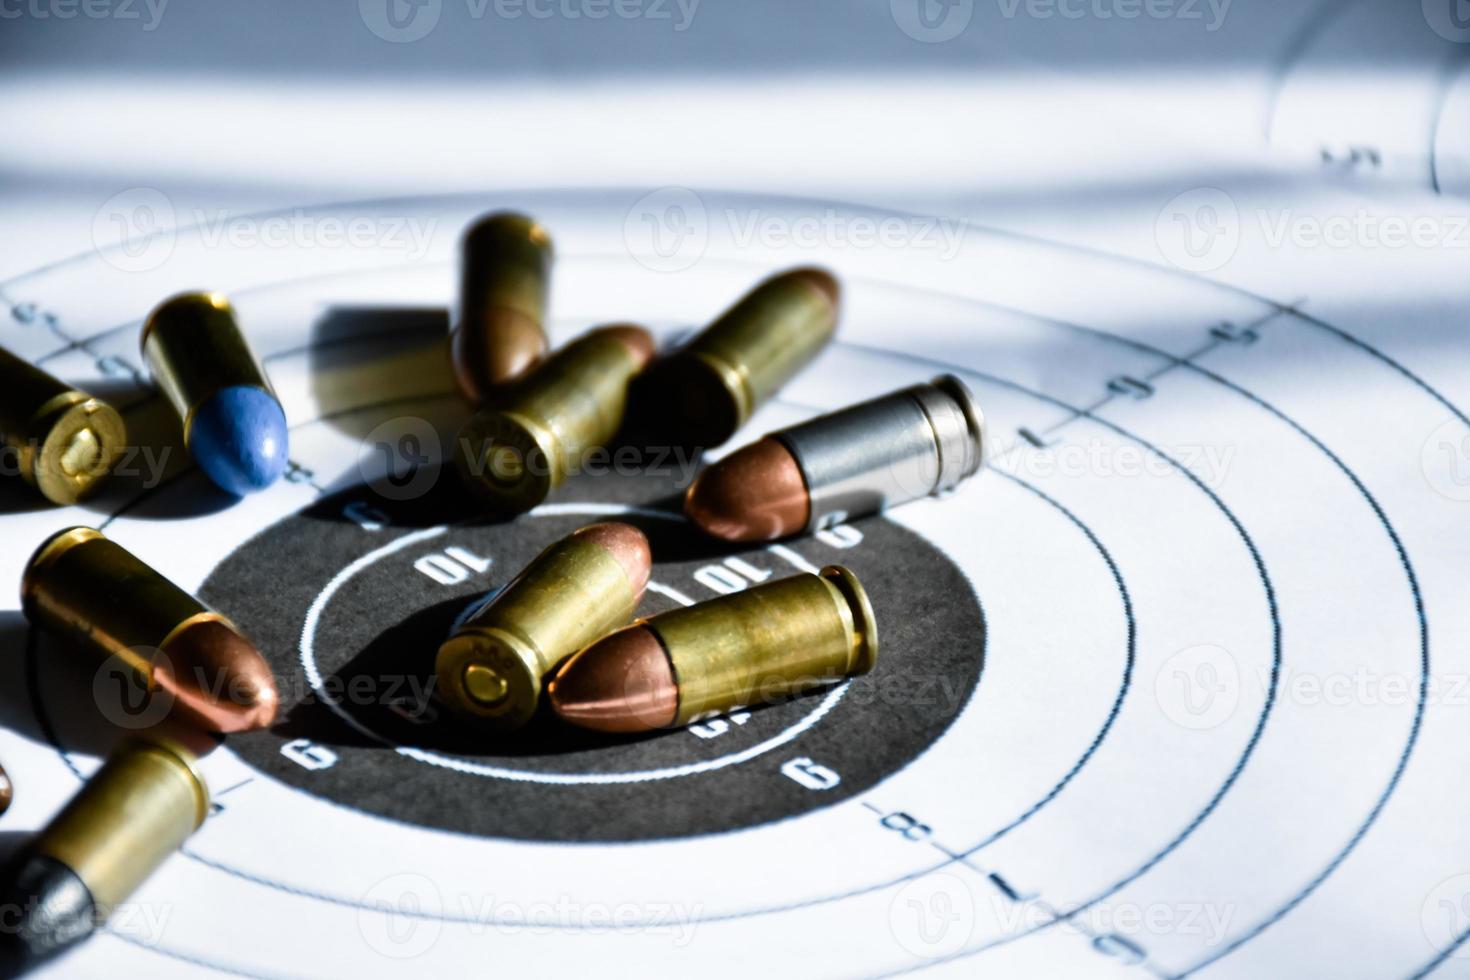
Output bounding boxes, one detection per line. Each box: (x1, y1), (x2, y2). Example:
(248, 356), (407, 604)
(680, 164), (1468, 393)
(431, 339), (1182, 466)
(930, 374), (986, 479)
(819, 565), (879, 675)
(27, 395), (126, 506)
(20, 526), (102, 617)
(455, 409), (557, 514)
(435, 627), (545, 730)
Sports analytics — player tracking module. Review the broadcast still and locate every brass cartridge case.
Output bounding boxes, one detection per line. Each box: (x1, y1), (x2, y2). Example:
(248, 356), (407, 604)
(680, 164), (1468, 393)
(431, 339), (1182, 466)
(640, 267), (839, 448)
(0, 345), (125, 505)
(22, 527), (279, 733)
(452, 211), (554, 399)
(455, 324), (653, 514)
(436, 523), (650, 731)
(140, 291), (275, 442)
(550, 565), (876, 732)
(30, 739), (208, 915)
(654, 566), (876, 723)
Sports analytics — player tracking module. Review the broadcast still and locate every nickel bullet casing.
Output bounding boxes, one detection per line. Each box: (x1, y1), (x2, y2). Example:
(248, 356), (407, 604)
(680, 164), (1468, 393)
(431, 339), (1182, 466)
(0, 739), (207, 969)
(0, 345), (126, 505)
(641, 268), (840, 448)
(685, 375), (986, 541)
(455, 325), (654, 514)
(550, 566), (877, 732)
(142, 291), (289, 495)
(451, 212), (555, 400)
(22, 526), (280, 733)
(436, 523), (651, 731)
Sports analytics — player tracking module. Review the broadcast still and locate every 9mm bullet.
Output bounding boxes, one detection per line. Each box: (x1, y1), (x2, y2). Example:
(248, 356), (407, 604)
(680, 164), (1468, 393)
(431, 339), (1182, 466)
(0, 739), (208, 972)
(549, 566), (877, 733)
(0, 344), (126, 506)
(142, 292), (289, 496)
(0, 760), (11, 816)
(455, 324), (655, 514)
(451, 211), (555, 400)
(437, 523), (651, 731)
(685, 375), (986, 541)
(635, 267), (840, 449)
(22, 527), (279, 733)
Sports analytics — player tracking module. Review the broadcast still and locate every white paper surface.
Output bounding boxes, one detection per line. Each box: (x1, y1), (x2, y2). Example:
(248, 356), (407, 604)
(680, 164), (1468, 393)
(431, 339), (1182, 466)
(2, 2), (1469, 977)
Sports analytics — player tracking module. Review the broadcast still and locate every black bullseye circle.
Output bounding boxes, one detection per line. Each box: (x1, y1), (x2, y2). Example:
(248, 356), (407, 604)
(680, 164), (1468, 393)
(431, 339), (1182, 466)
(211, 467), (985, 842)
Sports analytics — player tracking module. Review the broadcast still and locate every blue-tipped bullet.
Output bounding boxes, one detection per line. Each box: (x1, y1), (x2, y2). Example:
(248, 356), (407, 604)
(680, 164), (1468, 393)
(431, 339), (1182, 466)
(188, 385), (289, 494)
(142, 292), (289, 495)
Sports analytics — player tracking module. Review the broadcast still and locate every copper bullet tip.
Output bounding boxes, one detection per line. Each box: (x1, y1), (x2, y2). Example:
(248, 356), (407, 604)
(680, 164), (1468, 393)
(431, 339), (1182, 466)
(0, 761), (11, 816)
(685, 436), (810, 542)
(548, 626), (678, 732)
(452, 308), (548, 400)
(590, 323), (656, 370)
(783, 266), (841, 310)
(154, 618), (280, 733)
(572, 522), (652, 598)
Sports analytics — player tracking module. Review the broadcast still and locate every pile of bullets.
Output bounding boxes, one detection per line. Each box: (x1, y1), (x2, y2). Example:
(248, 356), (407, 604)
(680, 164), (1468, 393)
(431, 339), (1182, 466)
(0, 210), (986, 972)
